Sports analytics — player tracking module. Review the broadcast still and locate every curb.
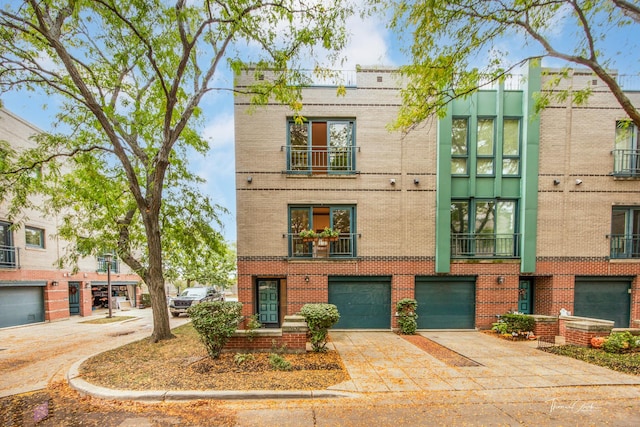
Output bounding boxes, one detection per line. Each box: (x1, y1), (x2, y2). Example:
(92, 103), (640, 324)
(67, 356), (358, 402)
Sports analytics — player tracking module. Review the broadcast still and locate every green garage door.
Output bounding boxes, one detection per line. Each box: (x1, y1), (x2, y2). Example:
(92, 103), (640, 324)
(0, 285), (45, 328)
(574, 277), (631, 328)
(328, 276), (391, 329)
(415, 277), (476, 329)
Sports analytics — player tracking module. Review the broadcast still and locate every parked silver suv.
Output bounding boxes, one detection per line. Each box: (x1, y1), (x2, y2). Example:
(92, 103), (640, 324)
(169, 287), (224, 317)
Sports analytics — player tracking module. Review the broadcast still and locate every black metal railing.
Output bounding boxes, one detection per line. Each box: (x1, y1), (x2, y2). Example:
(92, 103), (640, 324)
(0, 245), (19, 268)
(612, 149), (640, 176)
(288, 233), (356, 258)
(283, 145), (358, 174)
(609, 234), (640, 259)
(451, 233), (521, 258)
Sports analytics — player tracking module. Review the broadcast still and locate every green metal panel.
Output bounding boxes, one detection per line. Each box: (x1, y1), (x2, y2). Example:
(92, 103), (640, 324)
(0, 286), (44, 328)
(520, 62), (541, 273)
(574, 278), (631, 328)
(477, 91), (497, 115)
(475, 178), (496, 197)
(257, 280), (279, 325)
(503, 91), (524, 115)
(435, 111), (453, 273)
(501, 178), (521, 197)
(328, 277), (391, 329)
(415, 277), (476, 329)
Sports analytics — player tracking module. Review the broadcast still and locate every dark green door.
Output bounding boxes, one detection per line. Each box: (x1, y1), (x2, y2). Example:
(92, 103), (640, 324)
(518, 279), (533, 314)
(415, 278), (475, 329)
(69, 282), (81, 315)
(328, 277), (391, 329)
(574, 278), (631, 327)
(257, 279), (279, 326)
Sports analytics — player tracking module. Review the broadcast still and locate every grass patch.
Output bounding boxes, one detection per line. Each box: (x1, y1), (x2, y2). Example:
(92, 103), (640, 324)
(541, 345), (640, 375)
(79, 323), (347, 391)
(80, 316), (136, 324)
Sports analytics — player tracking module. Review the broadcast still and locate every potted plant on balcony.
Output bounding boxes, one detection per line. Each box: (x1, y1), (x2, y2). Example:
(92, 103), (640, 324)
(299, 229), (318, 242)
(320, 227), (340, 242)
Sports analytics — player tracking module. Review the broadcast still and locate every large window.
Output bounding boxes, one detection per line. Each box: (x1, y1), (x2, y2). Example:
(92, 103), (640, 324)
(502, 119), (521, 175)
(97, 255), (120, 273)
(451, 118), (468, 175)
(451, 199), (519, 257)
(25, 226), (45, 249)
(613, 121), (639, 176)
(610, 207), (640, 259)
(476, 118), (495, 175)
(287, 119), (356, 174)
(289, 205), (355, 258)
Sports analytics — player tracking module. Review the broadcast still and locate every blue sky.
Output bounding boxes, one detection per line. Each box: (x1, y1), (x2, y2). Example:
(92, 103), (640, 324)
(2, 4), (639, 243)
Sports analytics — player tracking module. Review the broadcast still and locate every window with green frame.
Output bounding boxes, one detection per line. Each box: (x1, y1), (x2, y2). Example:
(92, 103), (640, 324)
(289, 205), (356, 257)
(476, 118), (495, 175)
(451, 118), (468, 175)
(610, 207), (640, 258)
(25, 226), (45, 248)
(287, 119), (356, 174)
(502, 118), (521, 175)
(613, 120), (639, 176)
(450, 199), (519, 257)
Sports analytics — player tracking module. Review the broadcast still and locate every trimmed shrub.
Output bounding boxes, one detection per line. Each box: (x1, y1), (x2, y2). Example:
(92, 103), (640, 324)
(396, 298), (418, 335)
(300, 303), (340, 352)
(603, 331), (639, 354)
(492, 313), (534, 335)
(188, 301), (243, 359)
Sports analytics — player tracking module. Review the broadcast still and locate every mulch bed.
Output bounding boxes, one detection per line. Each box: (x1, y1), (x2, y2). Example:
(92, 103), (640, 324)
(400, 334), (481, 367)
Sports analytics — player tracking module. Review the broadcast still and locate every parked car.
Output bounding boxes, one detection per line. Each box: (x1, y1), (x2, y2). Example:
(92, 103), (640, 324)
(169, 287), (224, 317)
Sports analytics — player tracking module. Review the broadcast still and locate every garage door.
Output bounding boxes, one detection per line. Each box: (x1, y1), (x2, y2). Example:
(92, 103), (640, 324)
(0, 284), (45, 328)
(574, 277), (631, 328)
(328, 276), (391, 329)
(415, 277), (475, 329)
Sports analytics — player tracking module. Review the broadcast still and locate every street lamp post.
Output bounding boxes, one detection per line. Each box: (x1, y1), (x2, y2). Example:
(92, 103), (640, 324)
(104, 253), (113, 318)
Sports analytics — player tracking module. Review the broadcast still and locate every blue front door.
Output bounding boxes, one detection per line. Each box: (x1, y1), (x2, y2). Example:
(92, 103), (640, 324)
(518, 279), (533, 314)
(69, 282), (81, 315)
(257, 280), (279, 326)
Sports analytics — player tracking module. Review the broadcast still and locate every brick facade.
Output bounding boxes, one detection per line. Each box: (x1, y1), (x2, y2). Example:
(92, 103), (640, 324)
(234, 66), (640, 331)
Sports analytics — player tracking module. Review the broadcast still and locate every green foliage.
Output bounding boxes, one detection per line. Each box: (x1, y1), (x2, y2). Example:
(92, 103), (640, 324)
(234, 353), (255, 366)
(492, 313), (534, 334)
(140, 293), (151, 308)
(187, 301), (243, 359)
(603, 332), (640, 354)
(268, 353), (292, 371)
(245, 314), (262, 342)
(299, 229), (318, 239)
(385, 0), (640, 130)
(300, 304), (340, 352)
(396, 298), (418, 335)
(543, 345), (640, 376)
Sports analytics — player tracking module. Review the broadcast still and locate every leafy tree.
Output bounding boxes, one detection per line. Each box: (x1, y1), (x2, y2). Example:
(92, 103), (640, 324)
(386, 0), (640, 130)
(0, 0), (352, 341)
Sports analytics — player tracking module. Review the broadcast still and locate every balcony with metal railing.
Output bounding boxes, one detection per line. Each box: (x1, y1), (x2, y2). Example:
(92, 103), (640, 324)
(0, 245), (20, 269)
(283, 145), (358, 174)
(287, 233), (356, 258)
(612, 149), (640, 176)
(451, 233), (521, 258)
(609, 234), (640, 259)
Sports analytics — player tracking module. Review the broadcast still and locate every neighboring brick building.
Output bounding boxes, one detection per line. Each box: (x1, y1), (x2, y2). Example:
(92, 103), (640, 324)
(0, 108), (142, 328)
(234, 63), (640, 330)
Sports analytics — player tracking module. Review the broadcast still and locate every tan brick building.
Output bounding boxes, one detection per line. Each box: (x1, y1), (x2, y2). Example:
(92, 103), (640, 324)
(234, 63), (640, 330)
(1, 108), (142, 328)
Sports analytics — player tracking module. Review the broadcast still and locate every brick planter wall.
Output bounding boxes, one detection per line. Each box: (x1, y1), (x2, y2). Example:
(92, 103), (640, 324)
(563, 319), (614, 347)
(531, 315), (559, 337)
(224, 315), (308, 354)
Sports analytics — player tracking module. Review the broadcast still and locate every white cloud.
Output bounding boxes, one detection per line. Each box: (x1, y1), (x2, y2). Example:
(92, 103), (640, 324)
(202, 112), (234, 149)
(342, 14), (395, 68)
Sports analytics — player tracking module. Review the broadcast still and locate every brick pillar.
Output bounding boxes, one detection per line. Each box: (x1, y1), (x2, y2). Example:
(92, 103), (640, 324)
(79, 282), (93, 316)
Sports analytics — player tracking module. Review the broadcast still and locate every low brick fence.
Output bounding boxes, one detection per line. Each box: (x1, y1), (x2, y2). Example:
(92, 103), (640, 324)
(224, 315), (308, 354)
(531, 314), (617, 347)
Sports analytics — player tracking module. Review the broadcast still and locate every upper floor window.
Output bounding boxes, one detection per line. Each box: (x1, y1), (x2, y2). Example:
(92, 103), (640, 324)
(0, 221), (18, 268)
(97, 255), (120, 273)
(476, 118), (495, 175)
(288, 205), (356, 258)
(502, 119), (521, 176)
(613, 120), (639, 176)
(610, 207), (640, 259)
(286, 119), (356, 174)
(451, 199), (520, 258)
(451, 118), (468, 175)
(25, 226), (45, 249)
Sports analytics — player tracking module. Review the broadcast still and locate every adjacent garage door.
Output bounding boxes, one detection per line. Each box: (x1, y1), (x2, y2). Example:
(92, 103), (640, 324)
(0, 283), (45, 328)
(415, 277), (476, 329)
(574, 277), (631, 328)
(328, 276), (391, 329)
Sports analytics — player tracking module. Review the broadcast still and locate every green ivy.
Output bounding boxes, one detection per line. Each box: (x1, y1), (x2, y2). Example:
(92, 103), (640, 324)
(188, 301), (243, 359)
(300, 304), (340, 352)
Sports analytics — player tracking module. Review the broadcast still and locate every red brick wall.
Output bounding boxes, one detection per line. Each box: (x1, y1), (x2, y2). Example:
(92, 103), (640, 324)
(238, 257), (640, 330)
(225, 332), (307, 353)
(532, 319), (559, 337)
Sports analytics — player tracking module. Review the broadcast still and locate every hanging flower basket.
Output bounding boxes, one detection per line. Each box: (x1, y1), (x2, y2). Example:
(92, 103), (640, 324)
(299, 229), (318, 242)
(319, 227), (340, 242)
